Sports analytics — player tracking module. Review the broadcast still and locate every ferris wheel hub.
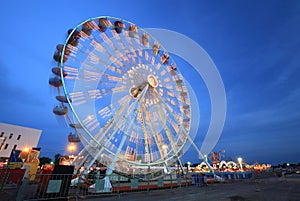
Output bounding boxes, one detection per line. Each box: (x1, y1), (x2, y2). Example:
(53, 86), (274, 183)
(129, 82), (148, 98)
(147, 74), (158, 88)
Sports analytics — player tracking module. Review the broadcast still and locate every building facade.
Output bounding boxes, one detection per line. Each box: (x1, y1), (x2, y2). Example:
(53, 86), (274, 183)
(0, 123), (42, 158)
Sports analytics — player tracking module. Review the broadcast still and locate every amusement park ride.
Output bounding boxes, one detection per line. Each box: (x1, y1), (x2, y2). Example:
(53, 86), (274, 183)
(209, 150), (225, 169)
(49, 16), (221, 190)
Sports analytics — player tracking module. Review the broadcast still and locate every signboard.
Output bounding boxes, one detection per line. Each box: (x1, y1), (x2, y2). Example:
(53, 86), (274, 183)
(130, 179), (139, 189)
(8, 149), (23, 162)
(95, 179), (105, 191)
(157, 177), (164, 187)
(177, 178), (182, 186)
(46, 180), (62, 193)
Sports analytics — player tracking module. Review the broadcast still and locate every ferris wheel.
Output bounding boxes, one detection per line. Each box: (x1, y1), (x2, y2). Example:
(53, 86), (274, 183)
(49, 16), (204, 176)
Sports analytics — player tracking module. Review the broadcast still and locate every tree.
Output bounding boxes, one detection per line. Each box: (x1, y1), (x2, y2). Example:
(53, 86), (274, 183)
(39, 156), (52, 166)
(54, 153), (62, 165)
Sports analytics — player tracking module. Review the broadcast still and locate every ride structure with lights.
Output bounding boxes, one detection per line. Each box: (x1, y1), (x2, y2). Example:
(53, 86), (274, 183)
(49, 16), (215, 184)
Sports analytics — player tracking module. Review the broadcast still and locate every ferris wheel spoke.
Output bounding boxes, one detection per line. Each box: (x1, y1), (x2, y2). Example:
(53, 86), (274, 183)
(116, 36), (138, 61)
(154, 110), (188, 170)
(78, 94), (131, 151)
(140, 106), (151, 163)
(108, 34), (138, 69)
(124, 84), (150, 160)
(95, 96), (133, 143)
(160, 84), (175, 92)
(71, 145), (94, 170)
(152, 88), (181, 118)
(89, 46), (129, 72)
(63, 65), (79, 80)
(155, 89), (191, 139)
(165, 114), (187, 145)
(85, 81), (127, 100)
(66, 38), (131, 79)
(83, 97), (138, 168)
(156, 105), (181, 158)
(125, 40), (153, 68)
(90, 33), (135, 71)
(165, 117), (183, 142)
(68, 91), (87, 106)
(102, 84), (149, 165)
(147, 137), (155, 163)
(147, 118), (166, 162)
(69, 87), (126, 107)
(97, 83), (148, 146)
(158, 90), (180, 107)
(143, 104), (164, 161)
(106, 134), (127, 174)
(156, 85), (189, 118)
(152, 88), (189, 132)
(129, 32), (162, 65)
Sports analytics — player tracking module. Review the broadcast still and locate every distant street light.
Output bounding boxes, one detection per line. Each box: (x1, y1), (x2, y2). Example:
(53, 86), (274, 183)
(67, 143), (77, 156)
(19, 147), (30, 162)
(187, 161), (191, 172)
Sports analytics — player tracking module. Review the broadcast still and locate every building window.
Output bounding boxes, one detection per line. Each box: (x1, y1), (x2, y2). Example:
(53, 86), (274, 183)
(0, 132), (4, 137)
(13, 144), (17, 150)
(17, 135), (21, 140)
(9, 133), (13, 139)
(4, 144), (9, 150)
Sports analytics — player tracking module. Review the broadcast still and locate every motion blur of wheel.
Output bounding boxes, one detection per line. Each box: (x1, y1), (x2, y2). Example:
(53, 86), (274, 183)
(50, 16), (192, 175)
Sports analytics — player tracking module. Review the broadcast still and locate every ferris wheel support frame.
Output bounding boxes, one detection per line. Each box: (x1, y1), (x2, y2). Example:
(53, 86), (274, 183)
(71, 95), (134, 173)
(74, 84), (149, 178)
(153, 88), (218, 175)
(105, 84), (149, 175)
(155, 102), (186, 173)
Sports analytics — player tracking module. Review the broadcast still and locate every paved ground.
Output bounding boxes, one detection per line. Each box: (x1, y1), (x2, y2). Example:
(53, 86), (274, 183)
(2, 175), (300, 201)
(1, 188), (18, 201)
(77, 176), (300, 201)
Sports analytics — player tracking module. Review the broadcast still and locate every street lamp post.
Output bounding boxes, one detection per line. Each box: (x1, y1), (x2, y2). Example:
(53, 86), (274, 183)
(187, 161), (191, 172)
(237, 157), (243, 171)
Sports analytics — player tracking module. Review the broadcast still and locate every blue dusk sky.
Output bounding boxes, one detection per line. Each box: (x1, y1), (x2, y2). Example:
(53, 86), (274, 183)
(0, 0), (299, 165)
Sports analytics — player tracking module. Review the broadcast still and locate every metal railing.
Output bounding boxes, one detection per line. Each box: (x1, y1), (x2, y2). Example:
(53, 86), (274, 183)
(14, 171), (254, 200)
(0, 168), (25, 190)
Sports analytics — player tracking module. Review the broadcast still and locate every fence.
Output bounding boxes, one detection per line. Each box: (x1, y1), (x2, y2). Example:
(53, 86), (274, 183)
(15, 173), (194, 200)
(0, 168), (25, 190)
(4, 171), (255, 200)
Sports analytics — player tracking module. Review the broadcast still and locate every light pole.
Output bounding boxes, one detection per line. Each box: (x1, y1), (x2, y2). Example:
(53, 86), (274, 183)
(237, 157), (243, 171)
(187, 161), (191, 172)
